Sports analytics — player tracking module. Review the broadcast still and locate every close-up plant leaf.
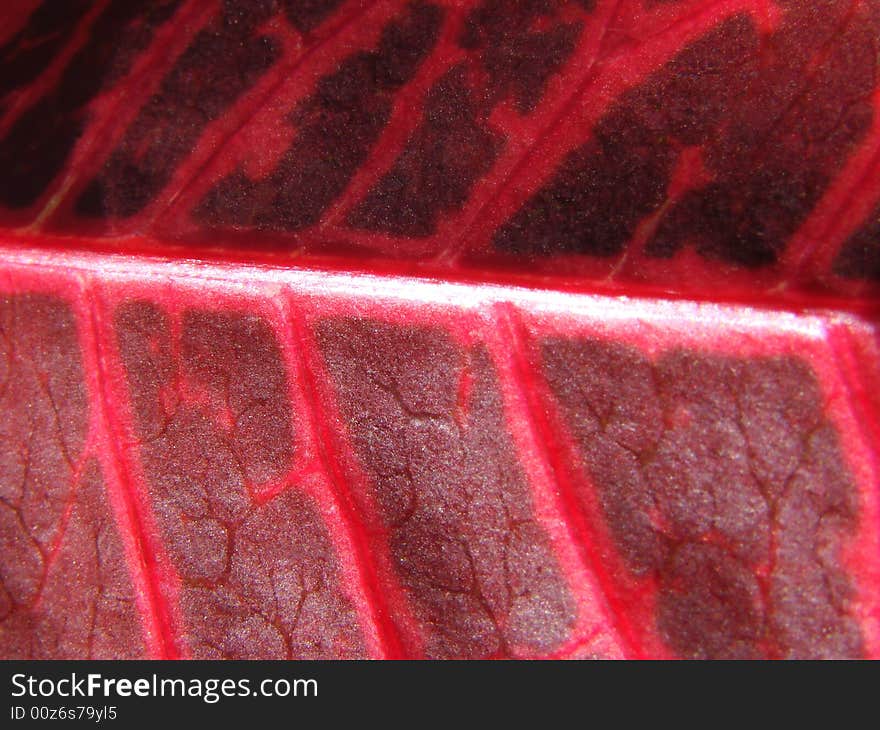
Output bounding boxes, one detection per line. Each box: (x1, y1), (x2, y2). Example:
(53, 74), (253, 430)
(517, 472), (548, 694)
(0, 0), (877, 660)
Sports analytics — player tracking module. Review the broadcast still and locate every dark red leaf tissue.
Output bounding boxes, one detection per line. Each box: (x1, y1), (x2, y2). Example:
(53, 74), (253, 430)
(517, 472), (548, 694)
(0, 0), (878, 659)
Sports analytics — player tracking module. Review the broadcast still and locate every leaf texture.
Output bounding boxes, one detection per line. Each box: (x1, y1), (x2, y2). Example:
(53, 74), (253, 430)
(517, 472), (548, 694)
(0, 0), (878, 659)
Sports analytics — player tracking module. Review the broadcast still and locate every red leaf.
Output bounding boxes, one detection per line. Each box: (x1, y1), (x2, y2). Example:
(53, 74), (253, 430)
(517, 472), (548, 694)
(0, 0), (878, 659)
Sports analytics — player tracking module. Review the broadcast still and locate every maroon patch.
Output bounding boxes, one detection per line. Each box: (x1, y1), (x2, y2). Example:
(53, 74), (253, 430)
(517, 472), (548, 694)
(0, 294), (145, 658)
(0, 1), (181, 209)
(347, 66), (503, 236)
(195, 2), (443, 233)
(459, 0), (584, 113)
(282, 0), (347, 33)
(76, 0), (283, 219)
(834, 205), (880, 281)
(317, 319), (575, 658)
(348, 0), (586, 237)
(114, 301), (365, 658)
(0, 0), (92, 104)
(496, 2), (880, 268)
(541, 338), (862, 658)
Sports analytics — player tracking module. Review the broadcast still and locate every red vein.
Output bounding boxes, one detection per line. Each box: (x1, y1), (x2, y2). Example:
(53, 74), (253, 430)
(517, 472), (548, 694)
(155, 0), (386, 222)
(437, 0), (757, 263)
(321, 4), (469, 228)
(0, 0), (111, 138)
(33, 0), (217, 226)
(283, 302), (406, 659)
(495, 302), (644, 659)
(83, 282), (179, 659)
(28, 456), (87, 614)
(789, 95), (880, 277)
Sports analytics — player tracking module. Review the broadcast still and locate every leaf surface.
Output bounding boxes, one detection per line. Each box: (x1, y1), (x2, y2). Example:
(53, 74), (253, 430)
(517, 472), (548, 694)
(0, 0), (878, 659)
